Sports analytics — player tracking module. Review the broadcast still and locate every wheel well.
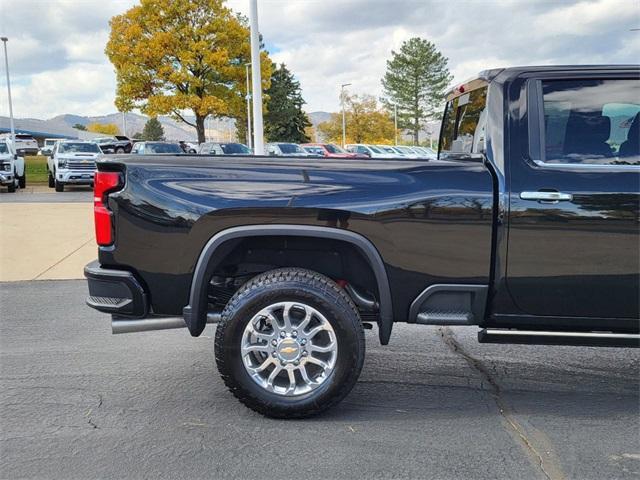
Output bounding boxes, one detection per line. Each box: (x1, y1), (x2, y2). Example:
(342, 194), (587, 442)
(183, 225), (394, 344)
(206, 236), (380, 315)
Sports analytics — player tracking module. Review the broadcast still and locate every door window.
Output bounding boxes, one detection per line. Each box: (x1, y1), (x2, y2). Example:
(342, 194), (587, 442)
(540, 79), (639, 165)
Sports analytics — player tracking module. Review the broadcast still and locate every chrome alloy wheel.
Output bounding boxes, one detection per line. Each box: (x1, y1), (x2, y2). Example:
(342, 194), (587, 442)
(240, 301), (338, 396)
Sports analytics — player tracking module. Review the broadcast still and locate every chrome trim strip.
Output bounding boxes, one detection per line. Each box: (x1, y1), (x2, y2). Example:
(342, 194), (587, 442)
(532, 159), (639, 172)
(484, 330), (639, 339)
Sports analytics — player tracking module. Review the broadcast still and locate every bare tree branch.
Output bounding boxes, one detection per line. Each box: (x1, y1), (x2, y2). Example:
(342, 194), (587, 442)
(173, 110), (196, 127)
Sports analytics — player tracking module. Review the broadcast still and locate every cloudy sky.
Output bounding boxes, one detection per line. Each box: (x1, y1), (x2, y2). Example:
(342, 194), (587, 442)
(0, 0), (638, 119)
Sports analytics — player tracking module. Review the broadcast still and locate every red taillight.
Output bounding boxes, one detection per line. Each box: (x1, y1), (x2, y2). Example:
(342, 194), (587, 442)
(94, 171), (121, 246)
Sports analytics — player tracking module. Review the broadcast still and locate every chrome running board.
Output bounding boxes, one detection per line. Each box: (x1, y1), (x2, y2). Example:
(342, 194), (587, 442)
(478, 329), (639, 348)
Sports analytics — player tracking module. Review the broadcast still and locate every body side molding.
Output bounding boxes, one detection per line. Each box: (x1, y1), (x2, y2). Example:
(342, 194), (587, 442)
(182, 224), (394, 344)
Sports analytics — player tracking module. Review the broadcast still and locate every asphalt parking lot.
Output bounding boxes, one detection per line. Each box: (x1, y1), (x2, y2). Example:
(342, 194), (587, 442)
(1, 280), (638, 480)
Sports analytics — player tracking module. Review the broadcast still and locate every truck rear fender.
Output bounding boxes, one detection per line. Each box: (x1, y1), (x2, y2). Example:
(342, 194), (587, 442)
(183, 225), (394, 344)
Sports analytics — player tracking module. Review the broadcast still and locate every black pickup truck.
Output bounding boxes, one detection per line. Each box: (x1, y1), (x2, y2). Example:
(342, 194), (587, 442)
(85, 66), (639, 417)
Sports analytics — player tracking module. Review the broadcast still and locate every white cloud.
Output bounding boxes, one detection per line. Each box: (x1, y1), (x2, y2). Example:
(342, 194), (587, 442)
(0, 0), (638, 118)
(11, 63), (117, 118)
(533, 0), (638, 35)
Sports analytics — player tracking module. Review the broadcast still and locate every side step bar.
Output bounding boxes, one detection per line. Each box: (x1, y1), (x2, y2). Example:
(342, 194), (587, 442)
(479, 329), (640, 348)
(112, 312), (221, 334)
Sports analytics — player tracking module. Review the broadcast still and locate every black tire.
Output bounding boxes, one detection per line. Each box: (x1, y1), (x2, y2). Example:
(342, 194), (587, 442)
(55, 179), (64, 192)
(116, 147), (125, 154)
(18, 173), (26, 189)
(7, 182), (15, 193)
(48, 170), (54, 188)
(215, 268), (365, 418)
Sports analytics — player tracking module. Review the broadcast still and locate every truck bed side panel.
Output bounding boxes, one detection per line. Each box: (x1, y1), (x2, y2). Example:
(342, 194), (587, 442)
(98, 157), (494, 321)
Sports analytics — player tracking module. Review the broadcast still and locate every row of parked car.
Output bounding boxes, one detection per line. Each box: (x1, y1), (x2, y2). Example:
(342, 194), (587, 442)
(0, 133), (435, 193)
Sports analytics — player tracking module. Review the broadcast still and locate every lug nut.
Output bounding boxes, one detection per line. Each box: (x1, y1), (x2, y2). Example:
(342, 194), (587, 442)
(280, 331), (286, 338)
(300, 339), (307, 346)
(271, 339), (278, 346)
(293, 360), (300, 366)
(272, 351), (277, 357)
(291, 331), (298, 338)
(302, 350), (308, 356)
(280, 361), (286, 366)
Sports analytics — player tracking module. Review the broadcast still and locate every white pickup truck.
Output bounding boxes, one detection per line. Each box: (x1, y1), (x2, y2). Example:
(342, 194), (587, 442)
(0, 139), (25, 192)
(0, 133), (39, 156)
(47, 140), (101, 192)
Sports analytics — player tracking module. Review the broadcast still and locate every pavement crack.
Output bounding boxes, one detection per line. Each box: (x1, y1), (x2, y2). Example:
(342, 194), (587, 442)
(439, 327), (565, 480)
(32, 236), (94, 280)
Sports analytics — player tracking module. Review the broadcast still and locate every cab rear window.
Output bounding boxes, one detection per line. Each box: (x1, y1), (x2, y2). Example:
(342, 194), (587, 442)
(440, 87), (488, 154)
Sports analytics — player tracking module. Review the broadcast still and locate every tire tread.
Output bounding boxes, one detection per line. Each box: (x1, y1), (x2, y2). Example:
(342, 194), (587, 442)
(214, 267), (364, 418)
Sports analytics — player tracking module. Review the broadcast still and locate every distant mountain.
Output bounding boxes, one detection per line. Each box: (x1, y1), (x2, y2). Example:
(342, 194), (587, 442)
(50, 112), (200, 141)
(307, 111), (332, 128)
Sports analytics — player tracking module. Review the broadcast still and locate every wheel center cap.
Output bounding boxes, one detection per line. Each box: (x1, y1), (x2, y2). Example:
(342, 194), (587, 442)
(277, 338), (300, 362)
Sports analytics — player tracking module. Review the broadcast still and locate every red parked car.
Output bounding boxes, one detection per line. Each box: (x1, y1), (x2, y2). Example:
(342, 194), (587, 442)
(300, 143), (366, 158)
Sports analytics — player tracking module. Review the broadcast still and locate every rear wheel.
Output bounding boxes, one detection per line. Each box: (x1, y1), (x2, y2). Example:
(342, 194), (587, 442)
(215, 268), (365, 418)
(48, 169), (55, 188)
(18, 172), (26, 189)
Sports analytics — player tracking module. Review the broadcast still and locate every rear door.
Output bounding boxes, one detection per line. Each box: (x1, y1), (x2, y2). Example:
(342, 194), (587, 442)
(507, 72), (640, 320)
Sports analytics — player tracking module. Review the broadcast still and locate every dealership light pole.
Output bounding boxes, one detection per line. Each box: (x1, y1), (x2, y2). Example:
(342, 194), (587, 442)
(394, 103), (398, 145)
(1, 37), (16, 147)
(245, 62), (252, 149)
(340, 83), (351, 147)
(249, 0), (264, 155)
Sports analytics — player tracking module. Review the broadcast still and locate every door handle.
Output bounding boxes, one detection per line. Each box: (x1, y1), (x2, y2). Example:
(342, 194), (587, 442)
(520, 191), (573, 202)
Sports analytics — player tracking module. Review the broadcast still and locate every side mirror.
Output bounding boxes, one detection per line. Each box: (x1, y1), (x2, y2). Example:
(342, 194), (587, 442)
(364, 152), (371, 157)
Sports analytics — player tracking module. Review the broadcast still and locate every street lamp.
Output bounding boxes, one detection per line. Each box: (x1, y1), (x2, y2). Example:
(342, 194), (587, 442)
(1, 37), (16, 148)
(393, 103), (398, 146)
(245, 62), (252, 150)
(340, 83), (351, 148)
(249, 0), (264, 155)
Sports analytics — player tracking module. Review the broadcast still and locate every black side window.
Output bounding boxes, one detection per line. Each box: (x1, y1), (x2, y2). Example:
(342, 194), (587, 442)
(439, 87), (487, 155)
(540, 79), (640, 165)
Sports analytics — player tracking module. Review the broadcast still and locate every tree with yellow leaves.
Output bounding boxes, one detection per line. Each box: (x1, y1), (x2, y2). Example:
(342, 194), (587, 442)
(318, 94), (396, 145)
(106, 0), (272, 143)
(86, 123), (120, 135)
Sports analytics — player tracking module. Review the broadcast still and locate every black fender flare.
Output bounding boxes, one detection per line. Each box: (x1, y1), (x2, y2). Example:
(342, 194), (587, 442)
(182, 224), (393, 344)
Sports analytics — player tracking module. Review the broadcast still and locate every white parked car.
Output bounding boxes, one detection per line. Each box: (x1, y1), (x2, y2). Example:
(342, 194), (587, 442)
(375, 145), (405, 158)
(266, 143), (313, 156)
(391, 145), (422, 159)
(198, 142), (252, 155)
(47, 140), (101, 192)
(412, 146), (437, 160)
(345, 144), (389, 158)
(0, 140), (25, 192)
(0, 133), (39, 156)
(39, 138), (63, 156)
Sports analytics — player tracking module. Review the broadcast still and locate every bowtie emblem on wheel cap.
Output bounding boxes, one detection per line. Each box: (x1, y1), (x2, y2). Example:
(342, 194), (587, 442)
(278, 339), (300, 361)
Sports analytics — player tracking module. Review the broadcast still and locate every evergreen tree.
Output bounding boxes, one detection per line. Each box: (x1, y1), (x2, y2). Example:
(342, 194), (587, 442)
(264, 63), (311, 143)
(381, 38), (452, 144)
(142, 117), (165, 141)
